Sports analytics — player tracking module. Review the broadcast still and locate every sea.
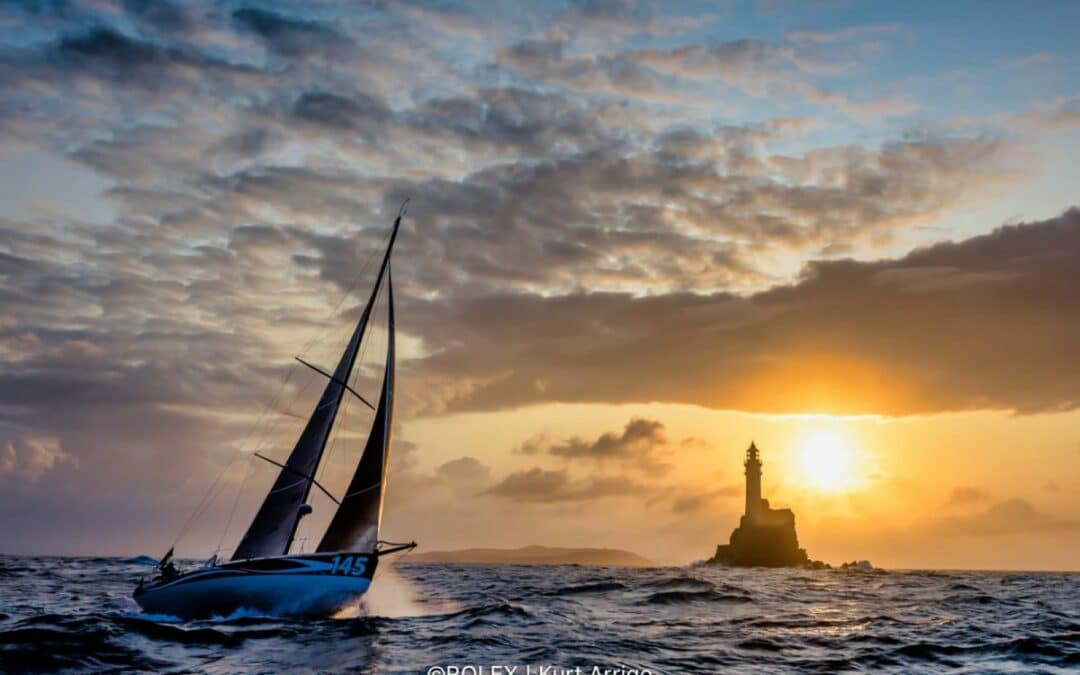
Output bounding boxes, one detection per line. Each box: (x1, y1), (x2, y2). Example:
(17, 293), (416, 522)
(0, 556), (1076, 674)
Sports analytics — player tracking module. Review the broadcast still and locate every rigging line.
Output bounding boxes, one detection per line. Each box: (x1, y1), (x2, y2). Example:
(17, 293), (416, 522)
(254, 369), (317, 453)
(178, 467), (238, 545)
(171, 455), (232, 548)
(236, 222), (390, 476)
(302, 214), (395, 365)
(172, 418), (275, 549)
(298, 236), (381, 354)
(218, 453), (256, 554)
(317, 269), (386, 484)
(237, 350), (310, 467)
(170, 366), (299, 549)
(249, 366), (320, 459)
(246, 318), (315, 452)
(254, 365), (311, 443)
(294, 222), (395, 362)
(317, 300), (376, 486)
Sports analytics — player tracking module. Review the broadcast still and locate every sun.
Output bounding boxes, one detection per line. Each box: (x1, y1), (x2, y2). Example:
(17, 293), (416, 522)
(795, 428), (858, 493)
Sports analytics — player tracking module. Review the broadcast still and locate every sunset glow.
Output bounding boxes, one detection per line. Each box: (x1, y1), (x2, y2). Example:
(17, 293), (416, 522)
(795, 429), (859, 493)
(0, 0), (1077, 575)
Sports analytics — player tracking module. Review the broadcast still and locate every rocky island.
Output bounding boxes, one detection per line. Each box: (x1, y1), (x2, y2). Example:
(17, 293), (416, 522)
(708, 442), (814, 567)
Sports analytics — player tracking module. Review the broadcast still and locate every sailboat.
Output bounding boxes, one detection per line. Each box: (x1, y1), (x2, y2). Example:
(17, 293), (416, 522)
(133, 207), (415, 620)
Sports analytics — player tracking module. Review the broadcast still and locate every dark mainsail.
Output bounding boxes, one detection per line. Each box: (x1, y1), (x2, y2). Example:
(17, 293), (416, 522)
(318, 268), (395, 553)
(231, 215), (401, 561)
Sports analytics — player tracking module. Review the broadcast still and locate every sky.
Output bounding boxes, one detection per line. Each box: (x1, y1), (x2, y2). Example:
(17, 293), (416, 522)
(0, 0), (1078, 570)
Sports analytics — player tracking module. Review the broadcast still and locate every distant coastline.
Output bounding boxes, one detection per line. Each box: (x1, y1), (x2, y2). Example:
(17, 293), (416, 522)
(402, 545), (656, 567)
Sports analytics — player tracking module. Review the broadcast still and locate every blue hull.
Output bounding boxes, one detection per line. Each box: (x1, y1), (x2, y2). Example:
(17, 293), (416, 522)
(133, 552), (377, 619)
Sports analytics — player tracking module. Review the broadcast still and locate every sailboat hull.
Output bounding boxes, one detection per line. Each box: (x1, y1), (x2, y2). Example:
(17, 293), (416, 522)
(133, 552), (376, 620)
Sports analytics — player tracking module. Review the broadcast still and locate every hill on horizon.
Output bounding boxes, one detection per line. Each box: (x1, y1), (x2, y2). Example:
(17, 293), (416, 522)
(402, 545), (657, 567)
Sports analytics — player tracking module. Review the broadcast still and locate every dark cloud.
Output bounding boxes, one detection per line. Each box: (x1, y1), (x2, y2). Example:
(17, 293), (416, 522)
(54, 26), (242, 85)
(520, 418), (673, 474)
(231, 7), (348, 58)
(122, 0), (197, 35)
(291, 91), (393, 140)
(548, 418), (665, 459)
(406, 209), (1080, 416)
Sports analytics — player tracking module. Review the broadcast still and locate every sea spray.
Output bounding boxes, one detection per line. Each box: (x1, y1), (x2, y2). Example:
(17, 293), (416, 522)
(337, 561), (460, 618)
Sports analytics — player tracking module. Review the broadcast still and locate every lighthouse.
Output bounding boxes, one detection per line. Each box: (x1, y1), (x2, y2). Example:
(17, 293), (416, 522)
(744, 441), (763, 522)
(708, 441), (811, 567)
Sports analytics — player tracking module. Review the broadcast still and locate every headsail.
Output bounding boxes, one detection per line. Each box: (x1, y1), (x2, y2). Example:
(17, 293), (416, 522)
(318, 267), (395, 553)
(231, 213), (401, 561)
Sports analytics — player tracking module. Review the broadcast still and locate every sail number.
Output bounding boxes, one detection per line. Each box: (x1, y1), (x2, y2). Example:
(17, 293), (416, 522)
(329, 555), (367, 576)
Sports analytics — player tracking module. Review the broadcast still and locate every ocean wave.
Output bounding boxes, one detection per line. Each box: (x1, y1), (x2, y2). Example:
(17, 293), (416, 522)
(547, 581), (628, 595)
(0, 557), (1076, 673)
(643, 589), (752, 605)
(641, 575), (715, 591)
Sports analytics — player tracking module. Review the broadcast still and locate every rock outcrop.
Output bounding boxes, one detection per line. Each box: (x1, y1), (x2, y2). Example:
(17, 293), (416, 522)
(708, 499), (809, 567)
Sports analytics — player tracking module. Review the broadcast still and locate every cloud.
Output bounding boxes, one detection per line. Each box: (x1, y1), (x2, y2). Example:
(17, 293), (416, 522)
(122, 0), (199, 36)
(549, 417), (665, 459)
(495, 37), (664, 100)
(481, 418), (731, 513)
(932, 499), (1080, 537)
(670, 485), (741, 513)
(1, 435), (74, 481)
(945, 486), (990, 507)
(1048, 105), (1080, 129)
(407, 209), (1080, 416)
(785, 24), (904, 45)
(52, 25), (256, 89)
(520, 417), (674, 474)
(231, 7), (349, 58)
(482, 467), (640, 503)
(434, 455), (491, 487)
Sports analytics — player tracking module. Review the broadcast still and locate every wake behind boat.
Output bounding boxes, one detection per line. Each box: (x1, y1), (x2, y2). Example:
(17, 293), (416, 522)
(134, 206), (414, 620)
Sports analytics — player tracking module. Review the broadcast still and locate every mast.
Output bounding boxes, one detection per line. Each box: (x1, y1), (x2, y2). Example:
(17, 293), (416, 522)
(317, 265), (395, 553)
(231, 210), (403, 561)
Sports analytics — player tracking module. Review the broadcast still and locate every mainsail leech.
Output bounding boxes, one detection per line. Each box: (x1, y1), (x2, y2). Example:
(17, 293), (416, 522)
(231, 214), (402, 561)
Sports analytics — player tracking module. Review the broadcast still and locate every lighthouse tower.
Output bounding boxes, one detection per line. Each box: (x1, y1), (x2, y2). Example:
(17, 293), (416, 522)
(709, 441), (810, 566)
(744, 441), (763, 522)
